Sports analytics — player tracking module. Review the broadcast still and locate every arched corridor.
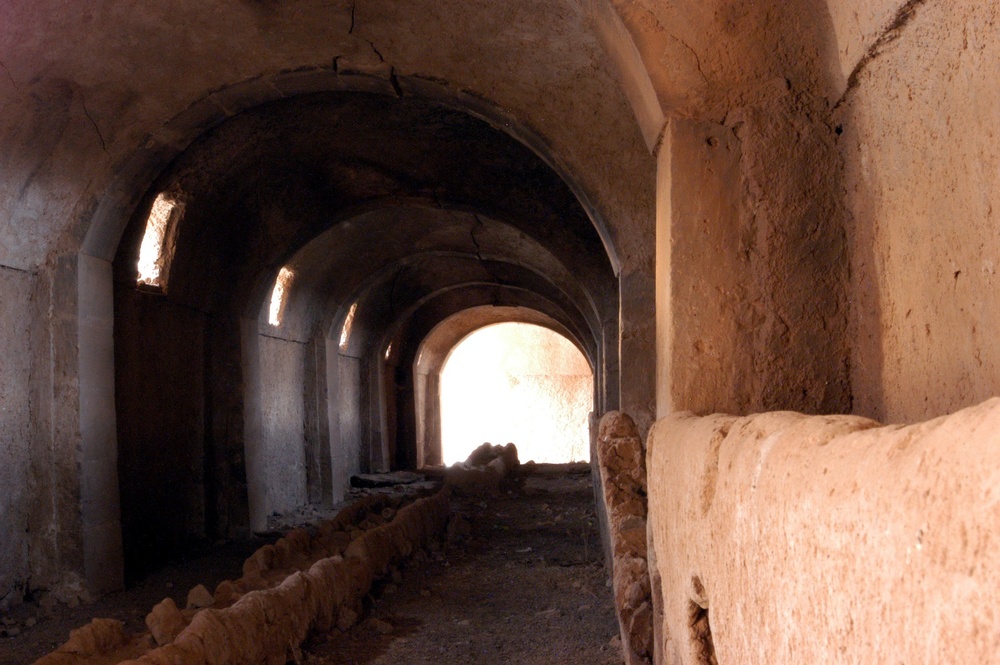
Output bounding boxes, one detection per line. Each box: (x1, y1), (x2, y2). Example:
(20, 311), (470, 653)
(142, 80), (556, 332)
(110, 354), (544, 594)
(107, 89), (622, 577)
(3, 1), (1000, 663)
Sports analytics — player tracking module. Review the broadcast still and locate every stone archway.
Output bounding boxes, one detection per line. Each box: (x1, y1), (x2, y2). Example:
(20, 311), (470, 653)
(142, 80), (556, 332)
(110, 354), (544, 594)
(412, 306), (593, 468)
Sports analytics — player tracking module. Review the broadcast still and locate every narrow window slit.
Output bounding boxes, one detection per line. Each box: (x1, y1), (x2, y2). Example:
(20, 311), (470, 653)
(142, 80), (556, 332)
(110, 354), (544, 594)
(136, 193), (181, 289)
(339, 302), (358, 352)
(268, 267), (295, 326)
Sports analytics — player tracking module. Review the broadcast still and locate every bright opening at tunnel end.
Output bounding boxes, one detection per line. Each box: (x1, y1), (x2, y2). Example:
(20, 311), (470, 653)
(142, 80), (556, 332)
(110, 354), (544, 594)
(440, 323), (593, 465)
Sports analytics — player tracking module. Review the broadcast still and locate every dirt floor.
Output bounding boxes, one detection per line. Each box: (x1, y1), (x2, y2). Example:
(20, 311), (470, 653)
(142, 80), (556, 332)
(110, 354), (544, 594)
(1, 468), (623, 665)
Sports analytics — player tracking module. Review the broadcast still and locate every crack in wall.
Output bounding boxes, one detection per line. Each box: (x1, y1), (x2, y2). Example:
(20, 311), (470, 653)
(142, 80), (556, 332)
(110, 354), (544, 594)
(80, 96), (108, 154)
(388, 68), (403, 97)
(341, 0), (398, 94)
(664, 29), (709, 86)
(0, 59), (20, 93)
(0, 262), (31, 274)
(834, 0), (932, 110)
(258, 332), (307, 345)
(470, 215), (506, 287)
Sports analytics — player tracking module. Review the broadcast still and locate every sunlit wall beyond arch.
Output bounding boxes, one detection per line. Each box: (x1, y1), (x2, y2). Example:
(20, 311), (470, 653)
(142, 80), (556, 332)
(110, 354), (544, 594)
(440, 323), (593, 464)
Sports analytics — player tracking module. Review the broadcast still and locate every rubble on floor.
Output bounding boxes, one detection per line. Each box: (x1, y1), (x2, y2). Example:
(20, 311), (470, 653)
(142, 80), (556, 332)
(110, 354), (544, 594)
(32, 491), (451, 665)
(444, 442), (521, 497)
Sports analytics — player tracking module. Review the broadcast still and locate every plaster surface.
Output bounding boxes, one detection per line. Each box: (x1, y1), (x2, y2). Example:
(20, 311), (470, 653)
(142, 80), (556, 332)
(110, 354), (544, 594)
(838, 0), (1000, 423)
(0, 0), (651, 271)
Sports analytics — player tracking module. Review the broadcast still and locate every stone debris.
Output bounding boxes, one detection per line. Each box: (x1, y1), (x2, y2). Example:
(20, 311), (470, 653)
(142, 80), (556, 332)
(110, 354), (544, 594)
(445, 442), (521, 497)
(145, 598), (185, 647)
(596, 411), (652, 665)
(32, 489), (452, 665)
(184, 584), (214, 610)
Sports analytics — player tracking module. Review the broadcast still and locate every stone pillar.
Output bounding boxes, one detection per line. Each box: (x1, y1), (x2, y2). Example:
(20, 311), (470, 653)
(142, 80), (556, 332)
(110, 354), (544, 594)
(77, 254), (126, 595)
(655, 118), (748, 419)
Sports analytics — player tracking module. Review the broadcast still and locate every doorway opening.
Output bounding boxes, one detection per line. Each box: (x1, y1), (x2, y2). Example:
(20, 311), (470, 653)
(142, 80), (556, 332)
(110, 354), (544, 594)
(440, 323), (593, 465)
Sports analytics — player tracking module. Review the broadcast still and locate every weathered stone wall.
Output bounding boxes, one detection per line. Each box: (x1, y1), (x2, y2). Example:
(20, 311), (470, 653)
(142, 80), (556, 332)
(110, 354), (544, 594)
(335, 353), (365, 479)
(837, 0), (1000, 424)
(647, 398), (1000, 664)
(0, 265), (33, 608)
(655, 102), (849, 421)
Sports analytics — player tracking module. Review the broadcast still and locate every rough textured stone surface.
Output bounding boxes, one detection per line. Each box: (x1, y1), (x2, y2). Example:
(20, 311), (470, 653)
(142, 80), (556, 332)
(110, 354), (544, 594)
(145, 599), (186, 647)
(0, 0), (653, 602)
(3, 9), (1000, 665)
(656, 109), (849, 420)
(647, 398), (1000, 664)
(595, 411), (651, 665)
(184, 584), (214, 610)
(33, 618), (128, 665)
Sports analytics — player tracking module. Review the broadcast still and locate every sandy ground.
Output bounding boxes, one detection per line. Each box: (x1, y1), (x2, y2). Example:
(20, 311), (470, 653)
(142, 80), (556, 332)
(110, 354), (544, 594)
(1, 469), (622, 665)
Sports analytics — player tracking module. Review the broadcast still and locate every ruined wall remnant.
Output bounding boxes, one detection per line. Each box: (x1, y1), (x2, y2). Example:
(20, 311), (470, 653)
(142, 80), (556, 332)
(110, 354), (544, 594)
(33, 490), (451, 665)
(647, 398), (1000, 664)
(596, 411), (652, 665)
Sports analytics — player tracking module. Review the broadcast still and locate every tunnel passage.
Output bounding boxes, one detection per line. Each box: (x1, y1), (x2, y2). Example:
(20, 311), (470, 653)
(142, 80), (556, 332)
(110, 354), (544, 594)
(111, 89), (618, 579)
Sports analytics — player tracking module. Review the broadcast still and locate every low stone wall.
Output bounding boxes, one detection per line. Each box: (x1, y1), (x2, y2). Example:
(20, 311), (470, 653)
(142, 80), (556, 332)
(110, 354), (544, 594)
(595, 412), (652, 665)
(647, 398), (1000, 664)
(34, 490), (451, 665)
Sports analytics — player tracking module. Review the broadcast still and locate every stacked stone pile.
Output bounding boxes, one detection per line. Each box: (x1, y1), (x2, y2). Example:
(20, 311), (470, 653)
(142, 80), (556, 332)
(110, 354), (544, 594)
(33, 490), (451, 665)
(596, 411), (652, 665)
(444, 442), (521, 497)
